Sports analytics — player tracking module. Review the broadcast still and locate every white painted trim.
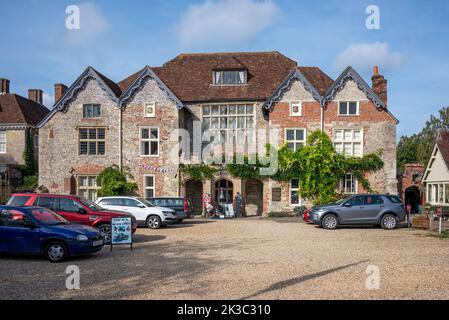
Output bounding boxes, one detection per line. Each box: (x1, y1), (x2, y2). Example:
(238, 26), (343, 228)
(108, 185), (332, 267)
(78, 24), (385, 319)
(144, 102), (156, 118)
(284, 128), (307, 152)
(289, 179), (302, 207)
(143, 174), (156, 199)
(332, 128), (364, 158)
(139, 127), (160, 157)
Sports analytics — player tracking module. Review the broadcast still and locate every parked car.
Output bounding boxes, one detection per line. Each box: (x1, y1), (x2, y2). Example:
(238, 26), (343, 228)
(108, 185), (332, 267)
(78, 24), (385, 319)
(7, 193), (137, 244)
(308, 194), (406, 230)
(0, 206), (104, 262)
(148, 197), (193, 222)
(95, 196), (178, 229)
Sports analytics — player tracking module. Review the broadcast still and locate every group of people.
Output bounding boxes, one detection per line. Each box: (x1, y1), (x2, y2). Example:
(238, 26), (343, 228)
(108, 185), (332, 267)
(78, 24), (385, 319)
(205, 192), (244, 219)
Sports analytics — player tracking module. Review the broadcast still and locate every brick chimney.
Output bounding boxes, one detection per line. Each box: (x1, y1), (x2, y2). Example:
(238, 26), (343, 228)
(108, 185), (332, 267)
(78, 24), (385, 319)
(371, 66), (388, 106)
(28, 89), (43, 105)
(54, 83), (68, 103)
(0, 78), (10, 94)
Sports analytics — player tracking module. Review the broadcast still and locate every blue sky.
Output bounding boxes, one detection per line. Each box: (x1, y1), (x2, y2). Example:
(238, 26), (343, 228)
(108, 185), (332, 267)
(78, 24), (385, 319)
(1, 0), (448, 138)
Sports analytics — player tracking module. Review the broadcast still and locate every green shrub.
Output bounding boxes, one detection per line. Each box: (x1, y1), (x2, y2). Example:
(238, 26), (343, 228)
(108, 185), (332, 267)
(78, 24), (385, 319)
(293, 206), (307, 217)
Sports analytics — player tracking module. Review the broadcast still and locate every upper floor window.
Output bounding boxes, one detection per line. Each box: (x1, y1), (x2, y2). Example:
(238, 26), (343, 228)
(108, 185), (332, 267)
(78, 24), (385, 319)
(339, 101), (358, 116)
(79, 128), (105, 155)
(285, 129), (306, 152)
(334, 129), (362, 157)
(140, 128), (159, 156)
(213, 70), (247, 85)
(83, 104), (101, 118)
(0, 131), (5, 153)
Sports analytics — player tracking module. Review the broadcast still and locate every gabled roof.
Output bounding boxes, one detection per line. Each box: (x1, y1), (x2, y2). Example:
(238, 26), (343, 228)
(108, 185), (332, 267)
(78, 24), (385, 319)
(127, 51), (298, 103)
(263, 67), (331, 110)
(437, 130), (449, 170)
(0, 93), (49, 126)
(119, 66), (184, 110)
(323, 66), (399, 123)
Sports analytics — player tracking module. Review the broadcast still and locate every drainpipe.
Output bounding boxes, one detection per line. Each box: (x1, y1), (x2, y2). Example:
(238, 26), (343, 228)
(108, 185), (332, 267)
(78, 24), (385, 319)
(320, 100), (325, 131)
(118, 105), (122, 170)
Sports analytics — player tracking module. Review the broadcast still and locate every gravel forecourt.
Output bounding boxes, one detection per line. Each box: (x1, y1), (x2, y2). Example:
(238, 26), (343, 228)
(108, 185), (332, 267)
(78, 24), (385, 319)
(1, 218), (449, 300)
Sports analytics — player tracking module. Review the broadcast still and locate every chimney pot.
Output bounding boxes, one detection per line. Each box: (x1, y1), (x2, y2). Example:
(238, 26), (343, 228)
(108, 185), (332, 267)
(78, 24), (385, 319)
(28, 89), (43, 105)
(374, 66), (379, 76)
(0, 78), (10, 94)
(54, 83), (68, 104)
(371, 69), (387, 106)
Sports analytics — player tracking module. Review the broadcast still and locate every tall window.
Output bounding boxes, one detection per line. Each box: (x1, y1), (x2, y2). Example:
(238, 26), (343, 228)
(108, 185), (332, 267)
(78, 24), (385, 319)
(213, 70), (247, 85)
(79, 128), (105, 155)
(334, 129), (362, 157)
(285, 129), (306, 152)
(0, 131), (5, 153)
(78, 176), (100, 201)
(83, 104), (101, 118)
(427, 183), (449, 205)
(144, 175), (155, 199)
(340, 174), (357, 194)
(202, 104), (254, 144)
(140, 128), (159, 156)
(339, 101), (358, 115)
(291, 179), (300, 206)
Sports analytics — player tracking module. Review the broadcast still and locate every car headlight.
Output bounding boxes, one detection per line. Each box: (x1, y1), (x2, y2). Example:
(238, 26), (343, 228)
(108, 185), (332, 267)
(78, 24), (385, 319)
(77, 235), (88, 241)
(162, 211), (173, 216)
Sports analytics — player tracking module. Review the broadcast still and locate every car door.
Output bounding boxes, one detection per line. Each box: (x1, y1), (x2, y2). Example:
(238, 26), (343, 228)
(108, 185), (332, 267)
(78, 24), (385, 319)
(0, 209), (42, 254)
(339, 196), (366, 224)
(57, 198), (90, 225)
(362, 195), (385, 224)
(121, 198), (147, 221)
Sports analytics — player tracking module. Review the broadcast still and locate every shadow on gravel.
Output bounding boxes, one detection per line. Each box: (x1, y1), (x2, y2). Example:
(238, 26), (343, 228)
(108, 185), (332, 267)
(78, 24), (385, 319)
(241, 260), (370, 300)
(132, 234), (166, 243)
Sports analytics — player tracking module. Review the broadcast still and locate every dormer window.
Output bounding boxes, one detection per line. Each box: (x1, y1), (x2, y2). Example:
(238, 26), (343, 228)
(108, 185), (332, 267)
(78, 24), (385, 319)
(213, 70), (247, 85)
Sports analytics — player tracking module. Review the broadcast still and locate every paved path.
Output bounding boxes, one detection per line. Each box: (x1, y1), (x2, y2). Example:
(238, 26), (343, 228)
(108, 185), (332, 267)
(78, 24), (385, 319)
(1, 218), (449, 300)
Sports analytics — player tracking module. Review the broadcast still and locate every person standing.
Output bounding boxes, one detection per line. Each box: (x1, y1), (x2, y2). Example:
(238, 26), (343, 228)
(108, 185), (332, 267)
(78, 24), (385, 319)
(234, 192), (243, 218)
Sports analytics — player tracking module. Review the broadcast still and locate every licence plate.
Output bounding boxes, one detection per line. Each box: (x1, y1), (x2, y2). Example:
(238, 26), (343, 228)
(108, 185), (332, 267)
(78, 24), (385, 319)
(93, 240), (103, 247)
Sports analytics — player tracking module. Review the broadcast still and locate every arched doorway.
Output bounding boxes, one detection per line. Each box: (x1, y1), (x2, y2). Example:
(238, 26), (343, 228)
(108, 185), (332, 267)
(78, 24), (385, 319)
(185, 180), (203, 216)
(245, 179), (263, 216)
(405, 186), (421, 213)
(214, 179), (234, 216)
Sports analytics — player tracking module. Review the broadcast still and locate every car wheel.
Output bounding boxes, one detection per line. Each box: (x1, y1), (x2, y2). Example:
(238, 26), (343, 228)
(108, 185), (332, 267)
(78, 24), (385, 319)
(321, 214), (338, 230)
(381, 214), (398, 230)
(146, 216), (162, 229)
(97, 224), (112, 244)
(45, 241), (68, 263)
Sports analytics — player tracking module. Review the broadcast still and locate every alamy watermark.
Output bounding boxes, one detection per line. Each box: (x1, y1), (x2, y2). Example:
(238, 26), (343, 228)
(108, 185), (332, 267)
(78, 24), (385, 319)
(366, 5), (380, 30)
(365, 265), (380, 290)
(65, 265), (80, 290)
(66, 5), (80, 30)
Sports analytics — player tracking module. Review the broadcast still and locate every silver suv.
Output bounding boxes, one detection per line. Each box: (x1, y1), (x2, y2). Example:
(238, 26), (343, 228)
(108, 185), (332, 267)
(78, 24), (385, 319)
(309, 194), (405, 230)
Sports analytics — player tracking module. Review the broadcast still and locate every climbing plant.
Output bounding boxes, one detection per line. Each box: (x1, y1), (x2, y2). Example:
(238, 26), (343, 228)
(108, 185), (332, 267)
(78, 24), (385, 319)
(97, 165), (138, 197)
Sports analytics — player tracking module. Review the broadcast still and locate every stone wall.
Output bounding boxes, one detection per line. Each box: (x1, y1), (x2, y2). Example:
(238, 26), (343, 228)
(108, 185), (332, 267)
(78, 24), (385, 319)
(0, 129), (26, 166)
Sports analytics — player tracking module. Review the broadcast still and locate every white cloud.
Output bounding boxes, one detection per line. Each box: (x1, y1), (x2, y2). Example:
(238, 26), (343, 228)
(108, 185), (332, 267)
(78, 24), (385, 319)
(177, 0), (280, 48)
(64, 2), (109, 46)
(43, 92), (55, 108)
(334, 42), (404, 72)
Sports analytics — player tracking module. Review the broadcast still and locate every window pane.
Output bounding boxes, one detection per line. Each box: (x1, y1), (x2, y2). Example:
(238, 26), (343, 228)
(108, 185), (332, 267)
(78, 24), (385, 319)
(246, 105), (254, 114)
(211, 118), (219, 129)
(150, 142), (158, 155)
(80, 142), (88, 155)
(89, 142), (96, 155)
(228, 117), (236, 129)
(344, 130), (352, 141)
(211, 106), (219, 115)
(291, 179), (299, 189)
(203, 106), (211, 115)
(98, 142), (105, 155)
(335, 143), (343, 154)
(286, 130), (295, 141)
(353, 143), (361, 156)
(229, 105), (236, 115)
(88, 129), (96, 139)
(344, 143), (352, 156)
(246, 117), (254, 129)
(347, 196), (364, 206)
(334, 130), (343, 141)
(79, 129), (88, 140)
(145, 176), (154, 187)
(339, 102), (347, 115)
(296, 130), (304, 141)
(93, 105), (101, 117)
(145, 189), (154, 199)
(237, 117), (245, 129)
(142, 142), (149, 155)
(220, 105), (228, 115)
(98, 129), (105, 140)
(349, 102), (357, 114)
(237, 105), (245, 115)
(446, 185), (449, 204)
(287, 143), (295, 151)
(141, 129), (149, 139)
(354, 130), (362, 141)
(220, 117), (227, 129)
(291, 191), (299, 205)
(150, 129), (158, 140)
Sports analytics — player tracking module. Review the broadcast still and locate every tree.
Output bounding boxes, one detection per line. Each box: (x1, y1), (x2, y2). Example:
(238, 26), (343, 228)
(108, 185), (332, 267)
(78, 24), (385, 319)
(397, 134), (420, 172)
(22, 129), (36, 176)
(97, 165), (137, 197)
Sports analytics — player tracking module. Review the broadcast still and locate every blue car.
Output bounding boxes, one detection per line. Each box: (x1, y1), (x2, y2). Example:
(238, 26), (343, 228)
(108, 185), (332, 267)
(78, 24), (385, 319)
(0, 206), (104, 262)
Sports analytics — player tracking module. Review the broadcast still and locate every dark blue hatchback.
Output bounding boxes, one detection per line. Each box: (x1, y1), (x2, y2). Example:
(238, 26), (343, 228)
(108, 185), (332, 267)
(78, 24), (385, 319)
(0, 206), (104, 262)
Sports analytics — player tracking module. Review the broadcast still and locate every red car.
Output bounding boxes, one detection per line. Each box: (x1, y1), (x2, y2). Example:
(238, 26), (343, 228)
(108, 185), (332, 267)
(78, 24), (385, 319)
(7, 193), (137, 244)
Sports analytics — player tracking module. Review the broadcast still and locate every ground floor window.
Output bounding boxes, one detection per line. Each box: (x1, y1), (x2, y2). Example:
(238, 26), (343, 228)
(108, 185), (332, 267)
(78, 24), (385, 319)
(144, 175), (155, 199)
(78, 176), (100, 201)
(290, 179), (300, 205)
(340, 174), (357, 194)
(427, 183), (449, 205)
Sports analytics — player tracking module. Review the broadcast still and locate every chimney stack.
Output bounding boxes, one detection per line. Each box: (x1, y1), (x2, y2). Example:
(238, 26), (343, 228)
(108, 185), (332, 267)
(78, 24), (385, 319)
(0, 78), (10, 94)
(371, 66), (387, 106)
(28, 89), (43, 105)
(54, 83), (68, 103)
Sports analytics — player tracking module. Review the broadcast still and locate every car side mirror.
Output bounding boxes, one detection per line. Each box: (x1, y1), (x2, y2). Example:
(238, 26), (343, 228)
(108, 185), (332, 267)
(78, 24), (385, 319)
(343, 203), (352, 207)
(78, 207), (87, 214)
(137, 204), (145, 208)
(25, 220), (39, 229)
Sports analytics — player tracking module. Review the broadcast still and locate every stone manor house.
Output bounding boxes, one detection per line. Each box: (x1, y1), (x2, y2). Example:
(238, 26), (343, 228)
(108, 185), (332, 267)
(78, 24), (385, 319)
(37, 51), (398, 216)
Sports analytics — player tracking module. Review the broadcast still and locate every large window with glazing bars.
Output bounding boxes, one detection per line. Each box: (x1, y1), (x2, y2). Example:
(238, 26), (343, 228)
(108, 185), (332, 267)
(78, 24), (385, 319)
(79, 128), (105, 155)
(202, 104), (255, 144)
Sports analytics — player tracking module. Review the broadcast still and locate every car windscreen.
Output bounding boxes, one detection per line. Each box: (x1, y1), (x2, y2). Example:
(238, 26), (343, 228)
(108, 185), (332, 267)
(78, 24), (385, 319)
(165, 199), (183, 206)
(77, 197), (103, 211)
(386, 196), (403, 204)
(137, 198), (153, 207)
(7, 195), (31, 207)
(28, 208), (69, 226)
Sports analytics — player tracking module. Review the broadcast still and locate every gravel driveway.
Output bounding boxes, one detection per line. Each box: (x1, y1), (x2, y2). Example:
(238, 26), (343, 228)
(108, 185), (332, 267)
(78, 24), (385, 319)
(1, 218), (449, 300)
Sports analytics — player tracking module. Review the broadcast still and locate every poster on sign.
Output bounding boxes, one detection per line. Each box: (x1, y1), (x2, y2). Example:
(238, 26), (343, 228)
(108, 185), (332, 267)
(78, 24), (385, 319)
(111, 217), (133, 251)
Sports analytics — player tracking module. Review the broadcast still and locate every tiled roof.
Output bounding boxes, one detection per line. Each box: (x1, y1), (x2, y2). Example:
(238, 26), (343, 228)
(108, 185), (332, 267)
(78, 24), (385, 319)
(0, 94), (49, 126)
(437, 130), (449, 169)
(298, 66), (334, 96)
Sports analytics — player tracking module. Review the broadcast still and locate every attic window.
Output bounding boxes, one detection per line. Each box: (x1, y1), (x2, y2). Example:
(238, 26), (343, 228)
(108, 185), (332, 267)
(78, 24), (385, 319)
(213, 70), (247, 85)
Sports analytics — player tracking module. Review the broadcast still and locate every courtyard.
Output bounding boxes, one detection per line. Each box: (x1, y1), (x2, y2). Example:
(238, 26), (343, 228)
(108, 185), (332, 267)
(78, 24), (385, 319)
(1, 218), (449, 300)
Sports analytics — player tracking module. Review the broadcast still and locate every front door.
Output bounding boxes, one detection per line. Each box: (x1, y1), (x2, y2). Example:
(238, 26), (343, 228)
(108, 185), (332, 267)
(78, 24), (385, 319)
(215, 180), (234, 216)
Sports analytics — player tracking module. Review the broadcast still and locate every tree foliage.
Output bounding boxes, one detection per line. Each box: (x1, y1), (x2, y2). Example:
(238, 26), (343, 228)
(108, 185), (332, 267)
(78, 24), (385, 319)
(22, 129), (36, 177)
(97, 165), (137, 197)
(179, 164), (218, 181)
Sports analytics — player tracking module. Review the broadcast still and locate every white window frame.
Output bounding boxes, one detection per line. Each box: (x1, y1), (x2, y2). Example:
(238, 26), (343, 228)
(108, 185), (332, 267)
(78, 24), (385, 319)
(285, 128), (307, 152)
(333, 129), (363, 158)
(140, 127), (160, 157)
(143, 175), (156, 199)
(78, 127), (106, 156)
(290, 101), (302, 117)
(144, 102), (156, 118)
(82, 104), (101, 118)
(213, 70), (247, 86)
(77, 175), (100, 201)
(0, 131), (6, 153)
(290, 179), (302, 206)
(338, 101), (359, 116)
(340, 174), (358, 194)
(427, 183), (449, 205)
